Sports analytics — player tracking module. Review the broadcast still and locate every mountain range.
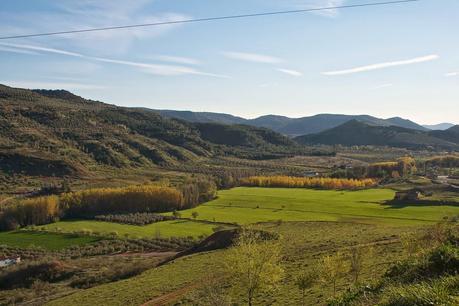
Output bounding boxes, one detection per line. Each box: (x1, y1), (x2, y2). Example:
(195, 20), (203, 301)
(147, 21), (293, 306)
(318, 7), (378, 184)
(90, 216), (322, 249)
(295, 120), (459, 150)
(0, 84), (302, 177)
(155, 109), (453, 137)
(1, 83), (458, 176)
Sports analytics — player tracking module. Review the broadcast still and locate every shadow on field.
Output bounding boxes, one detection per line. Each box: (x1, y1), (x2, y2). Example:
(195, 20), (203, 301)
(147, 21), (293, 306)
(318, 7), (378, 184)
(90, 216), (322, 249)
(382, 199), (459, 209)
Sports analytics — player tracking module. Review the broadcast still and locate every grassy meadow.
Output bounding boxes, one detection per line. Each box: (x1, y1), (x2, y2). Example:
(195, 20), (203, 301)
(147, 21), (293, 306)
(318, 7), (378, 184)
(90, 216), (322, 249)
(36, 219), (218, 239)
(167, 187), (459, 225)
(46, 221), (414, 306)
(0, 231), (99, 250)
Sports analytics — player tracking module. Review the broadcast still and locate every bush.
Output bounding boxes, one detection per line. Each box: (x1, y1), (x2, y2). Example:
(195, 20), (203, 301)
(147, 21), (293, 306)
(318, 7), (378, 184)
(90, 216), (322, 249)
(0, 260), (74, 289)
(386, 244), (459, 283)
(381, 278), (456, 306)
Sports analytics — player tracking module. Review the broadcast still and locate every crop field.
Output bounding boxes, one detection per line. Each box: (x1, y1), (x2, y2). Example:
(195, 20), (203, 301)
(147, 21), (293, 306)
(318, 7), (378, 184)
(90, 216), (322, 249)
(46, 222), (414, 306)
(0, 231), (99, 250)
(167, 187), (459, 225)
(36, 219), (217, 239)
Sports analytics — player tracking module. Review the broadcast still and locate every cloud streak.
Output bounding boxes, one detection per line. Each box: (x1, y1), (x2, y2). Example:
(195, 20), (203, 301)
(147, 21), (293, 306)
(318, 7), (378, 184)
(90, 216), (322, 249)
(372, 83), (393, 90)
(223, 51), (284, 64)
(445, 72), (458, 77)
(277, 68), (303, 77)
(322, 55), (439, 76)
(154, 55), (200, 65)
(0, 42), (227, 78)
(0, 80), (106, 90)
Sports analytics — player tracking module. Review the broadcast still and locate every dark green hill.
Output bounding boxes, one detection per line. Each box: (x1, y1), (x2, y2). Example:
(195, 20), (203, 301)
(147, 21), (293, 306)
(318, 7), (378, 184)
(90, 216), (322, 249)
(155, 109), (246, 125)
(429, 125), (459, 143)
(153, 110), (428, 136)
(294, 120), (459, 149)
(0, 84), (301, 177)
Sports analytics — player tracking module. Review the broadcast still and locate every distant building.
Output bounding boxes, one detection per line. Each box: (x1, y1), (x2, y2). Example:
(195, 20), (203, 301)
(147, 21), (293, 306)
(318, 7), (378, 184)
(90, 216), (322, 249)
(394, 190), (421, 202)
(304, 171), (319, 177)
(0, 256), (21, 268)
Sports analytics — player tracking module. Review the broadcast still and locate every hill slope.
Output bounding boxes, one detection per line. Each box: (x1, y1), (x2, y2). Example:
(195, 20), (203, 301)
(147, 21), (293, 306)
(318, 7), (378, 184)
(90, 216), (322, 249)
(294, 120), (459, 149)
(0, 84), (301, 177)
(429, 125), (459, 143)
(423, 123), (455, 130)
(155, 110), (428, 136)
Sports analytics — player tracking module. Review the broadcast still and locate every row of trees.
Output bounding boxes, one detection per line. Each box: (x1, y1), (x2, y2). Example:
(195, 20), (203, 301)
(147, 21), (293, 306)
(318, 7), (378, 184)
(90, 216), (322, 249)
(0, 196), (59, 230)
(425, 155), (459, 168)
(0, 179), (217, 230)
(333, 156), (418, 179)
(240, 176), (376, 190)
(61, 185), (183, 218)
(367, 157), (417, 178)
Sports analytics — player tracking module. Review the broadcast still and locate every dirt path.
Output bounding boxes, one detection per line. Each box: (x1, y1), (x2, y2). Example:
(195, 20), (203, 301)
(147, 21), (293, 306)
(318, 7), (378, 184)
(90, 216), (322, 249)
(140, 281), (202, 306)
(113, 251), (178, 258)
(0, 196), (15, 205)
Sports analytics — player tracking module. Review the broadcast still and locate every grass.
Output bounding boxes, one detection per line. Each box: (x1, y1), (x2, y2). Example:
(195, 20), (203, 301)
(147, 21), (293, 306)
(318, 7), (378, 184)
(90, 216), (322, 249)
(36, 219), (218, 239)
(0, 231), (99, 250)
(46, 251), (222, 306)
(166, 187), (459, 225)
(45, 221), (415, 306)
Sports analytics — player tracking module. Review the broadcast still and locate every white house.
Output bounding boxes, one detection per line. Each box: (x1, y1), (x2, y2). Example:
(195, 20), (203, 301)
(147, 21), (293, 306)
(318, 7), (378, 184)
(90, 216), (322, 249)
(0, 256), (21, 268)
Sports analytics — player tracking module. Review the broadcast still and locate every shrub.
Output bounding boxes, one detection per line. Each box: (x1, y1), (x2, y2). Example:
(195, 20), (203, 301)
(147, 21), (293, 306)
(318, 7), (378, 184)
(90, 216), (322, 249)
(0, 260), (74, 289)
(94, 212), (175, 225)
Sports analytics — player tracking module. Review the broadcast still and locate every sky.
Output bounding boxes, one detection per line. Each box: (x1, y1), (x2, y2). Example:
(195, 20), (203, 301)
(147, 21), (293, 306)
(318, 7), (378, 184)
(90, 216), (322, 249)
(0, 0), (458, 124)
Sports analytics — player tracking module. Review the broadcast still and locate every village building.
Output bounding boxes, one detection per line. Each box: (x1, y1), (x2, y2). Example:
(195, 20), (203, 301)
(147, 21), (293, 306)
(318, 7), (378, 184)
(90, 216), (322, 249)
(394, 190), (421, 202)
(0, 256), (21, 268)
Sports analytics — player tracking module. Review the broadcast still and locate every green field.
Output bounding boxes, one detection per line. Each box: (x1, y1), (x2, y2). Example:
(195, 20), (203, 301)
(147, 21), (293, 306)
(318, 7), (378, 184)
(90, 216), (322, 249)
(37, 219), (217, 239)
(0, 231), (99, 250)
(167, 187), (459, 225)
(46, 222), (413, 306)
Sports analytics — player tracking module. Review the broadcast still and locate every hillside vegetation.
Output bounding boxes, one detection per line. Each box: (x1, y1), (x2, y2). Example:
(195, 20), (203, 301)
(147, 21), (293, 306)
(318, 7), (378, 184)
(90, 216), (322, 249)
(157, 110), (430, 136)
(0, 84), (302, 180)
(295, 120), (459, 150)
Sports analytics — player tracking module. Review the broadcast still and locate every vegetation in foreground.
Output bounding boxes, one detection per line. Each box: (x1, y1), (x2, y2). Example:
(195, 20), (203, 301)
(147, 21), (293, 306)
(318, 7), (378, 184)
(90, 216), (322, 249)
(44, 222), (415, 305)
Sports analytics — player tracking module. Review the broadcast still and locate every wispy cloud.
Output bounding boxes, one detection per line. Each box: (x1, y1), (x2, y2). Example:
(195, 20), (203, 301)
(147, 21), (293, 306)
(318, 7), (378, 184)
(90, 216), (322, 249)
(0, 45), (40, 55)
(0, 43), (83, 57)
(0, 1), (188, 55)
(154, 55), (200, 66)
(223, 51), (284, 64)
(0, 80), (106, 90)
(277, 68), (303, 77)
(322, 55), (439, 76)
(0, 43), (227, 78)
(293, 0), (346, 18)
(372, 83), (393, 90)
(445, 72), (458, 77)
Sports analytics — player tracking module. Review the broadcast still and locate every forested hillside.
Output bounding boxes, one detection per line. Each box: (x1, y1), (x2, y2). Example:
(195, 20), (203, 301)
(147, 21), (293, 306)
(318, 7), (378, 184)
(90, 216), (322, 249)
(156, 110), (429, 136)
(294, 120), (459, 149)
(0, 84), (303, 178)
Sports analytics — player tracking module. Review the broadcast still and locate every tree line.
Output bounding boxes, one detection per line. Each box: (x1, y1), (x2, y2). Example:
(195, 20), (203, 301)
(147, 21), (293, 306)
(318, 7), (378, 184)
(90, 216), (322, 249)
(0, 178), (217, 230)
(333, 157), (418, 179)
(240, 176), (376, 190)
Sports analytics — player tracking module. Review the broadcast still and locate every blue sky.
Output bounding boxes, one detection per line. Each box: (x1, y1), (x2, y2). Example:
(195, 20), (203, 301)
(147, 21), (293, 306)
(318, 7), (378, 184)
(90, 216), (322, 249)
(0, 0), (458, 124)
